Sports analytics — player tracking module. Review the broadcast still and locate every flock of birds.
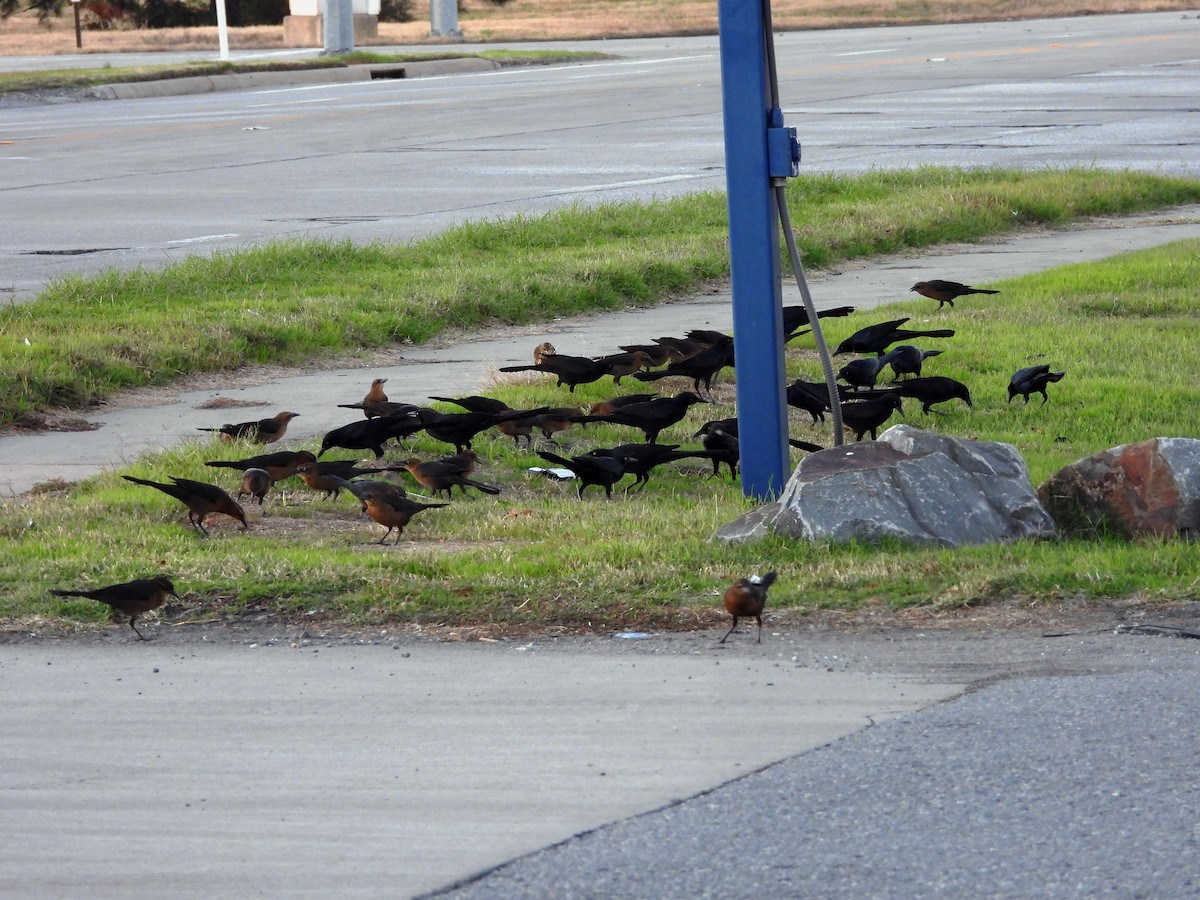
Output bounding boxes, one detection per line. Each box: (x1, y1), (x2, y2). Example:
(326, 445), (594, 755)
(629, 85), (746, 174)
(52, 278), (1065, 643)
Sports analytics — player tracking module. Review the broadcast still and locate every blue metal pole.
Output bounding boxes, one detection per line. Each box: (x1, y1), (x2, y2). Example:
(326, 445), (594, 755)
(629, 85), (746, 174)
(717, 0), (790, 500)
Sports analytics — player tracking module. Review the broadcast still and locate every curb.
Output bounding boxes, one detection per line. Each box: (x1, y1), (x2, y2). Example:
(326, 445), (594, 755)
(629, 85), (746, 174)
(88, 56), (501, 100)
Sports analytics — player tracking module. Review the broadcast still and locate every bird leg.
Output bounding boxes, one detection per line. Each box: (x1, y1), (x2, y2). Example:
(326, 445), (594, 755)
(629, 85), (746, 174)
(719, 617), (739, 644)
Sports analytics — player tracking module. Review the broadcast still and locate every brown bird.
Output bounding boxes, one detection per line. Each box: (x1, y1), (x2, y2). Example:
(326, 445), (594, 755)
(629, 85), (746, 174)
(617, 344), (683, 367)
(400, 454), (501, 498)
(335, 378), (417, 419)
(238, 468), (272, 506)
(360, 489), (449, 545)
(595, 350), (653, 384)
(911, 279), (1000, 309)
(533, 341), (557, 365)
(206, 449), (317, 482)
(572, 391), (708, 444)
(122, 475), (248, 536)
(294, 463), (362, 500)
(326, 475), (407, 512)
(720, 571), (777, 644)
(529, 406), (583, 444)
(197, 410), (300, 444)
(50, 576), (180, 640)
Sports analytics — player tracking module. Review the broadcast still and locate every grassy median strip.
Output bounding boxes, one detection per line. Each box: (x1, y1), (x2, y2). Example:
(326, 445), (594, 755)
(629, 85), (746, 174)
(2, 231), (1199, 635)
(3, 166), (1199, 426)
(0, 50), (604, 95)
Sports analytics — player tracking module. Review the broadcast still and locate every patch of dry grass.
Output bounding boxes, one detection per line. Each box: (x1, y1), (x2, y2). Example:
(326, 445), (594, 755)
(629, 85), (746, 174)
(0, 0), (1189, 55)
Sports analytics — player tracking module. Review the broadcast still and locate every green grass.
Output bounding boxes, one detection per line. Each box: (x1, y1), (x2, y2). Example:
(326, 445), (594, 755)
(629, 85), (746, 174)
(0, 49), (606, 95)
(2, 233), (1199, 636)
(3, 167), (1198, 426)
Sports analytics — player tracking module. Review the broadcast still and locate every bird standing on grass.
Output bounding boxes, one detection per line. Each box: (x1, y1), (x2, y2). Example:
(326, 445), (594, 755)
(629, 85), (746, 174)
(49, 576), (179, 641)
(911, 280), (1000, 309)
(122, 475), (248, 536)
(238, 468), (273, 506)
(359, 489), (449, 545)
(1008, 365), (1066, 404)
(720, 572), (777, 644)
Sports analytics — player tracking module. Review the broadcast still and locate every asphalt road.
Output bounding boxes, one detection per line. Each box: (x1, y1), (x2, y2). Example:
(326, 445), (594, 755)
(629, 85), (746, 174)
(3, 12), (1199, 302)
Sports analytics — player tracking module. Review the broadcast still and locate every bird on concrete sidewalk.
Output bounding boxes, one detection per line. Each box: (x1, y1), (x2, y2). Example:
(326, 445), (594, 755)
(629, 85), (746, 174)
(49, 575), (180, 641)
(197, 410), (300, 444)
(911, 279), (1000, 309)
(1008, 365), (1066, 404)
(122, 475), (248, 536)
(720, 571), (777, 644)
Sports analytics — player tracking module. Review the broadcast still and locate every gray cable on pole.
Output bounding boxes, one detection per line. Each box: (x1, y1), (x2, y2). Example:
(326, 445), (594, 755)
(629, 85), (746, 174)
(760, 0), (845, 445)
(774, 186), (845, 445)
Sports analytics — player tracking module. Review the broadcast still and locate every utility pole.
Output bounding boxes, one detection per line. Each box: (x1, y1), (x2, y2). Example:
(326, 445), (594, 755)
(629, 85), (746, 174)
(716, 0), (800, 500)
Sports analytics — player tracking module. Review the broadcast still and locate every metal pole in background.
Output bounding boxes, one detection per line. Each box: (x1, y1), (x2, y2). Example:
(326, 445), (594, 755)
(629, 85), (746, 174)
(215, 0), (230, 61)
(323, 0), (355, 55)
(716, 0), (790, 500)
(70, 0), (82, 49)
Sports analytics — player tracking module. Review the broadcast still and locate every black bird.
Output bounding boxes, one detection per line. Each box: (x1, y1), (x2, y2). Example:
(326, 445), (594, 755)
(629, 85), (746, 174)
(834, 318), (956, 356)
(886, 345), (943, 380)
(413, 406), (551, 454)
(336, 399), (421, 419)
(693, 420), (741, 478)
(782, 304), (856, 338)
(691, 418), (821, 477)
(839, 392), (904, 440)
(891, 376), (973, 414)
(720, 571), (777, 644)
(572, 391), (708, 444)
(838, 348), (904, 391)
(205, 449), (317, 482)
(498, 353), (608, 392)
(911, 279), (1000, 309)
(588, 394), (658, 416)
(1008, 365), (1066, 404)
(536, 450), (627, 499)
(584, 443), (719, 492)
(633, 336), (734, 396)
(121, 475), (248, 535)
(786, 379), (837, 424)
(428, 395), (511, 414)
(318, 414), (427, 459)
(49, 576), (180, 641)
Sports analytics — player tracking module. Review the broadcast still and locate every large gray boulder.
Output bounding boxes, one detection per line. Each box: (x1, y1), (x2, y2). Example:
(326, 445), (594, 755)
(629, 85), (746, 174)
(1038, 437), (1200, 539)
(715, 425), (1056, 547)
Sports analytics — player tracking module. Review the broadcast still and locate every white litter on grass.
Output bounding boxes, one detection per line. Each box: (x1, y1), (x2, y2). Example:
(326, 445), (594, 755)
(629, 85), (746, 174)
(528, 467), (575, 480)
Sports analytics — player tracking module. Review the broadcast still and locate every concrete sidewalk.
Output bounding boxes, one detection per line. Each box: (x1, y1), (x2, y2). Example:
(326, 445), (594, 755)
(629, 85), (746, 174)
(2, 206), (1198, 498)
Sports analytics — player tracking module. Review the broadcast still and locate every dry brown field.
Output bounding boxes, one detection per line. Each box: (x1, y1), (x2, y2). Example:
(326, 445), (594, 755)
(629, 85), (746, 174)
(0, 0), (1191, 56)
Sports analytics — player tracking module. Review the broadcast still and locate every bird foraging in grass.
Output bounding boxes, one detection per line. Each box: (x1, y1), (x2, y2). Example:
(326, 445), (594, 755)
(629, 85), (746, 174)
(49, 576), (179, 641)
(720, 572), (777, 644)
